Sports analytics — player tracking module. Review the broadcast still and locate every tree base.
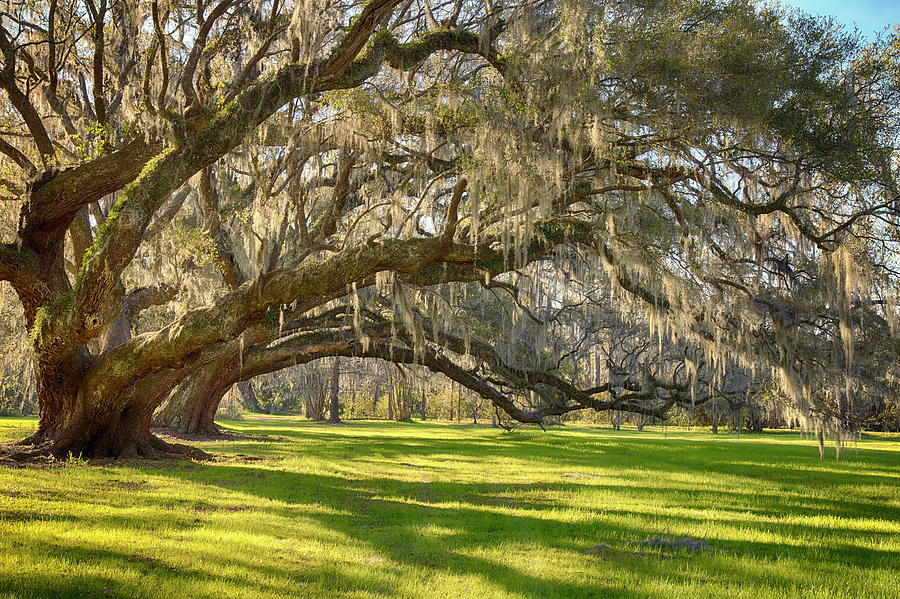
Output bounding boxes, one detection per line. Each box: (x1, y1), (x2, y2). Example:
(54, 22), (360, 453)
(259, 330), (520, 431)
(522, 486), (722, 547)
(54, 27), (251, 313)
(0, 432), (210, 464)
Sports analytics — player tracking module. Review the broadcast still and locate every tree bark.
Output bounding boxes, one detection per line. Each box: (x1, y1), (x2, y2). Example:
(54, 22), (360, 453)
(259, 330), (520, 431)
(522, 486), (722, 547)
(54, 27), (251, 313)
(327, 357), (341, 424)
(396, 373), (411, 421)
(14, 280), (186, 458)
(152, 361), (232, 437)
(305, 386), (327, 421)
(420, 384), (427, 421)
(387, 368), (394, 421)
(17, 358), (203, 459)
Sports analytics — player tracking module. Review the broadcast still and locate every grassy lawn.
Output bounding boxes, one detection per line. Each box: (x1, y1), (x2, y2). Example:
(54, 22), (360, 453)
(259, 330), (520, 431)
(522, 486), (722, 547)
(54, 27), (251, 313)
(0, 416), (898, 598)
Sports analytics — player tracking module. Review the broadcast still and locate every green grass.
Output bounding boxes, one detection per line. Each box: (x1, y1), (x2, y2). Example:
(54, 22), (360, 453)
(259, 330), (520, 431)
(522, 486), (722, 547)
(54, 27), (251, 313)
(0, 416), (898, 599)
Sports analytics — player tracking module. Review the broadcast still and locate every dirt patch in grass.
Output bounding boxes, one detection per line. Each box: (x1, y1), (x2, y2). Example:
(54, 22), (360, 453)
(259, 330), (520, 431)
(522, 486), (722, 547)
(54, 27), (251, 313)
(584, 536), (708, 558)
(637, 535), (708, 554)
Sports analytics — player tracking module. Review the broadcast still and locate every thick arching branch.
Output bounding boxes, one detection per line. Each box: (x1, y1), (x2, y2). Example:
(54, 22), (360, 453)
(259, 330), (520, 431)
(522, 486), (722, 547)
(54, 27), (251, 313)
(49, 24), (497, 358)
(20, 138), (162, 246)
(319, 0), (404, 79)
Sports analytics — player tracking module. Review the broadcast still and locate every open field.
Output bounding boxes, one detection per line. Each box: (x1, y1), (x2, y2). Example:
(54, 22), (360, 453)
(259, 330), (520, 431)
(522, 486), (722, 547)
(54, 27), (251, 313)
(0, 416), (898, 598)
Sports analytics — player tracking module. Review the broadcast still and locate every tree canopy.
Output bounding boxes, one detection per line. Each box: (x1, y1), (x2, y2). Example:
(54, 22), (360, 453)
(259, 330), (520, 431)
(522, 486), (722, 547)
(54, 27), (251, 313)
(0, 0), (898, 459)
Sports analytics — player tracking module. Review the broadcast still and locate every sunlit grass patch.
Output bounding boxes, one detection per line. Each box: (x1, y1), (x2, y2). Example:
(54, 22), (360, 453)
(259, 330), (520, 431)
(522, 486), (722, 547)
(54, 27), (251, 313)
(1, 416), (898, 598)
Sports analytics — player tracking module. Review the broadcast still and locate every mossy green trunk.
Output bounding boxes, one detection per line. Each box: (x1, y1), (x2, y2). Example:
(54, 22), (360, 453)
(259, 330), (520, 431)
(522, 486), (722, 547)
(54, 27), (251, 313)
(27, 355), (171, 458)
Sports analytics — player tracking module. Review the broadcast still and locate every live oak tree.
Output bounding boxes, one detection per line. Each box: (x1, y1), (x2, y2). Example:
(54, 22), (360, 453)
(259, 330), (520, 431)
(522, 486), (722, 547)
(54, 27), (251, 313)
(0, 0), (512, 457)
(0, 0), (898, 459)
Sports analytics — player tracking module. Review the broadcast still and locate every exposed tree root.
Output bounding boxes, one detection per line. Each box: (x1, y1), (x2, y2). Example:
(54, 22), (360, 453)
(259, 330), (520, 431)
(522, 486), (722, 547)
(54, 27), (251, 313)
(0, 433), (210, 464)
(0, 437), (57, 465)
(147, 434), (212, 461)
(152, 427), (279, 443)
(152, 427), (226, 443)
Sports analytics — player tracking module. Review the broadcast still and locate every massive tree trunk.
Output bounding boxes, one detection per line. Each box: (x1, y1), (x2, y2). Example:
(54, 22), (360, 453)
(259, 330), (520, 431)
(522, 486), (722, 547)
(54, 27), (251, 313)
(7, 212), (183, 459)
(8, 219), (649, 458)
(19, 355), (198, 459)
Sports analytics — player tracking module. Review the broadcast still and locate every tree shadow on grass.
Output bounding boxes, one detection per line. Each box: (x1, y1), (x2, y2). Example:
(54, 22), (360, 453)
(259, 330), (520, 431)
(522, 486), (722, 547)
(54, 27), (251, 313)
(215, 419), (900, 471)
(3, 420), (898, 598)
(0, 479), (643, 598)
(153, 461), (897, 597)
(0, 534), (412, 599)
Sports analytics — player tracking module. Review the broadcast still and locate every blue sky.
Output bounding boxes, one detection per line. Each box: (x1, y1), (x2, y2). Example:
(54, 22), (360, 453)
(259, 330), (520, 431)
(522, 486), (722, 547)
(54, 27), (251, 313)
(779, 1), (899, 37)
